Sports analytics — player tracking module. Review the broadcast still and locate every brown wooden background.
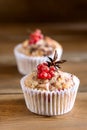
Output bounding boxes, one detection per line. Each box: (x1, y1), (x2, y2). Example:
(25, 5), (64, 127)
(0, 0), (87, 23)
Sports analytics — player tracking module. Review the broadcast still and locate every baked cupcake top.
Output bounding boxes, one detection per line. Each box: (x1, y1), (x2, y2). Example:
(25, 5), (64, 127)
(25, 51), (75, 91)
(19, 29), (62, 56)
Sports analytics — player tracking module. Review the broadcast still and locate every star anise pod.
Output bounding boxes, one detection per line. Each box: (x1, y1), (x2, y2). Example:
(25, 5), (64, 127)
(47, 50), (66, 69)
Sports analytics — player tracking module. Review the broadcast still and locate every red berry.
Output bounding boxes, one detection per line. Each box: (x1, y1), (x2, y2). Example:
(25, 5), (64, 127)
(49, 70), (55, 77)
(29, 29), (43, 44)
(47, 73), (52, 79)
(40, 65), (49, 73)
(38, 72), (48, 79)
(37, 63), (49, 72)
(50, 66), (56, 71)
(37, 63), (55, 80)
(37, 64), (43, 70)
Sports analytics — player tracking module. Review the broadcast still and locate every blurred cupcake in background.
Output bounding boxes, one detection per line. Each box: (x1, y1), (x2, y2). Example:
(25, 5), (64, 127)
(20, 51), (80, 116)
(14, 29), (63, 75)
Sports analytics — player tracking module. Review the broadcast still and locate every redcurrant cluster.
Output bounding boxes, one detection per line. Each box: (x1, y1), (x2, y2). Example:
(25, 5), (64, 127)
(29, 29), (43, 44)
(37, 62), (56, 79)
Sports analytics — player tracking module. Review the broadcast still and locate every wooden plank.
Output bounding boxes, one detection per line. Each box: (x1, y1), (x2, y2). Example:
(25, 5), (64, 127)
(0, 93), (87, 130)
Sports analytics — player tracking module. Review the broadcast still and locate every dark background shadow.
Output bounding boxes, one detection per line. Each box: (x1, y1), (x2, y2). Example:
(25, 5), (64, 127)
(0, 0), (87, 23)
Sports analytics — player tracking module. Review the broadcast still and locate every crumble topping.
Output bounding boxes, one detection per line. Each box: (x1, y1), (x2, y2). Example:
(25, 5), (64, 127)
(18, 29), (62, 56)
(24, 70), (75, 91)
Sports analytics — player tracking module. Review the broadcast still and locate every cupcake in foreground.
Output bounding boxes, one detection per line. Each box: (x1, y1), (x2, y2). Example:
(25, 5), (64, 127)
(20, 51), (80, 116)
(14, 29), (63, 75)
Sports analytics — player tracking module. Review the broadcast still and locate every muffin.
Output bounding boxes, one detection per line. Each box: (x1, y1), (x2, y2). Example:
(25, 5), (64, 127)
(14, 29), (63, 75)
(20, 51), (80, 116)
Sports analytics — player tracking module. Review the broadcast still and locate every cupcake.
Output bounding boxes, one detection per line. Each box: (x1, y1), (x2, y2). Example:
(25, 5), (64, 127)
(14, 29), (63, 75)
(20, 51), (80, 116)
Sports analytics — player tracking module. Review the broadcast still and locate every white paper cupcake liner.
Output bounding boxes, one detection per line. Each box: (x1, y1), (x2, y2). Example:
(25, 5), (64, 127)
(14, 44), (63, 75)
(20, 74), (80, 116)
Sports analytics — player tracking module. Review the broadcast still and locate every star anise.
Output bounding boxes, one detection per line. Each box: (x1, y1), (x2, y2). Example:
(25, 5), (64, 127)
(46, 50), (66, 69)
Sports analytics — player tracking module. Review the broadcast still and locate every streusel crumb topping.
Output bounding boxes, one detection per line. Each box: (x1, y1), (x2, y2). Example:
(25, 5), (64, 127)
(19, 29), (62, 56)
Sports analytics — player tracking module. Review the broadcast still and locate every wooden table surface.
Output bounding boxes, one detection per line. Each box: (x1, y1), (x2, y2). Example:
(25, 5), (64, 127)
(0, 23), (87, 130)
